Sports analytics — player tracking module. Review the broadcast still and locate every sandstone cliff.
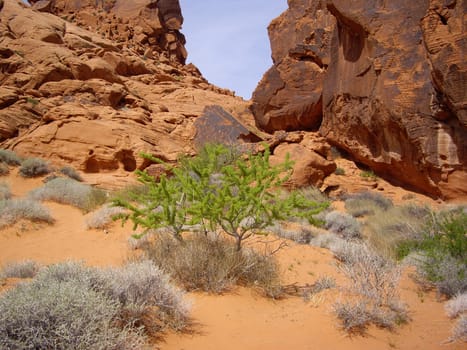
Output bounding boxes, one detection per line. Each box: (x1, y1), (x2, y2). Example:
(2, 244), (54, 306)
(0, 0), (249, 175)
(252, 0), (467, 199)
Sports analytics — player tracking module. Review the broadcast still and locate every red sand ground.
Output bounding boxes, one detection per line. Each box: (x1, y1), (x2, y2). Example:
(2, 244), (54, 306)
(0, 169), (464, 350)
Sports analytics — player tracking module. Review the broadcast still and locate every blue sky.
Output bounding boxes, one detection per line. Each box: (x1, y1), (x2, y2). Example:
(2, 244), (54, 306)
(179, 1), (288, 99)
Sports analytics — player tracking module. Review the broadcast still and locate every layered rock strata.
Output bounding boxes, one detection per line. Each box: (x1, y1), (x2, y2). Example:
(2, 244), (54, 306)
(0, 0), (244, 174)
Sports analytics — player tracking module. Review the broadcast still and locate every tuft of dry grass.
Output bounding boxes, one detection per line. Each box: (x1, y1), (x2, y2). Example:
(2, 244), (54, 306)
(332, 243), (408, 334)
(59, 166), (83, 182)
(0, 199), (54, 228)
(0, 163), (9, 176)
(140, 233), (282, 298)
(19, 158), (51, 178)
(1, 260), (41, 279)
(0, 182), (11, 201)
(85, 204), (128, 229)
(344, 191), (393, 217)
(445, 293), (467, 319)
(29, 178), (107, 212)
(324, 211), (361, 240)
(365, 204), (429, 259)
(0, 149), (21, 166)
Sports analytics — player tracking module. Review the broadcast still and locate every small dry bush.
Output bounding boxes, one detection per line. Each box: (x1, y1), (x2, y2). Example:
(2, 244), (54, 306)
(1, 260), (41, 279)
(400, 208), (467, 297)
(96, 260), (190, 331)
(140, 233), (282, 297)
(344, 191), (393, 217)
(302, 276), (336, 300)
(365, 204), (429, 259)
(19, 158), (51, 178)
(0, 199), (54, 228)
(0, 182), (11, 200)
(0, 279), (146, 349)
(29, 177), (107, 212)
(333, 243), (408, 334)
(0, 149), (21, 166)
(325, 211), (361, 240)
(31, 261), (189, 335)
(85, 204), (128, 229)
(445, 293), (467, 319)
(267, 221), (316, 244)
(450, 315), (467, 343)
(0, 163), (9, 176)
(59, 166), (83, 182)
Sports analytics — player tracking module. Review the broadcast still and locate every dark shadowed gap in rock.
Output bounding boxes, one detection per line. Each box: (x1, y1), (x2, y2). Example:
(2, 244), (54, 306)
(84, 157), (99, 173)
(436, 11), (448, 25)
(115, 150), (137, 172)
(326, 3), (367, 63)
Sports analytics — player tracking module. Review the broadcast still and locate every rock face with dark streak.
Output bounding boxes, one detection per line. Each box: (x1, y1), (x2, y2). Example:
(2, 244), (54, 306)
(252, 0), (467, 199)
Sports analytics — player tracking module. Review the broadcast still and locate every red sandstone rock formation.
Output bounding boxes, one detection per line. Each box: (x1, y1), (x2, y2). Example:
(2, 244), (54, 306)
(0, 0), (245, 175)
(252, 0), (466, 199)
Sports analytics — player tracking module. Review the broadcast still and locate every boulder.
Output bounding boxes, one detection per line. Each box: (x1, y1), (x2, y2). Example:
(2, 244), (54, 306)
(271, 143), (336, 188)
(251, 0), (334, 132)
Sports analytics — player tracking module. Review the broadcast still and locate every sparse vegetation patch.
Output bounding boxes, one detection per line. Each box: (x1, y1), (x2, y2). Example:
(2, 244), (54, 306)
(86, 204), (128, 229)
(397, 207), (466, 297)
(140, 233), (282, 297)
(332, 243), (408, 334)
(0, 261), (190, 349)
(324, 211), (361, 240)
(1, 260), (41, 279)
(19, 158), (51, 178)
(0, 199), (54, 228)
(0, 149), (21, 166)
(59, 166), (83, 182)
(0, 163), (9, 176)
(0, 183), (11, 201)
(29, 177), (107, 212)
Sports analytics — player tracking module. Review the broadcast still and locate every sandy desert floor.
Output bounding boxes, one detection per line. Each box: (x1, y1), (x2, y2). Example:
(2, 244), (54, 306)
(0, 168), (464, 350)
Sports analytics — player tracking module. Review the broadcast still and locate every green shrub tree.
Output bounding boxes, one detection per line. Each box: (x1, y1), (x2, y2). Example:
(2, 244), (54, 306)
(114, 144), (329, 250)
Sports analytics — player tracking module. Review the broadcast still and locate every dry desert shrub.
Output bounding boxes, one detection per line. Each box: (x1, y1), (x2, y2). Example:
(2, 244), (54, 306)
(446, 293), (467, 319)
(29, 177), (107, 212)
(400, 208), (467, 297)
(0, 198), (54, 228)
(0, 149), (21, 166)
(333, 243), (408, 334)
(0, 278), (146, 350)
(0, 182), (11, 200)
(450, 315), (467, 343)
(19, 158), (51, 178)
(1, 260), (41, 279)
(85, 204), (128, 229)
(267, 221), (317, 244)
(96, 260), (190, 331)
(324, 211), (361, 240)
(0, 163), (9, 176)
(34, 261), (190, 331)
(344, 191), (393, 217)
(365, 204), (429, 259)
(59, 166), (83, 182)
(140, 233), (282, 297)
